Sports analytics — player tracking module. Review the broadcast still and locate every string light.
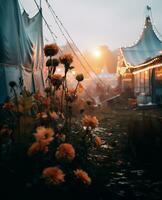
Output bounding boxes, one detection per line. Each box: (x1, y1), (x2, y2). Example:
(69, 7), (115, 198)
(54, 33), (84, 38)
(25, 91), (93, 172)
(133, 63), (162, 75)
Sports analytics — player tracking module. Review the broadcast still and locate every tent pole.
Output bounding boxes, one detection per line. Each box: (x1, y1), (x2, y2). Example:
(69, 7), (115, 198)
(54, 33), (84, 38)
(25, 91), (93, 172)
(40, 0), (42, 9)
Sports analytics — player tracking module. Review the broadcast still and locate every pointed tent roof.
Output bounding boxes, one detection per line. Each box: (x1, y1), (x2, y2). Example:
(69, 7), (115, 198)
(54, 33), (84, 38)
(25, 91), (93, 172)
(121, 16), (162, 67)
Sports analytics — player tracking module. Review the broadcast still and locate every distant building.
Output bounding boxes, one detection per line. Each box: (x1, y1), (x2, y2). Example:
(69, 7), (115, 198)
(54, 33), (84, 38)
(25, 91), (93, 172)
(117, 15), (162, 104)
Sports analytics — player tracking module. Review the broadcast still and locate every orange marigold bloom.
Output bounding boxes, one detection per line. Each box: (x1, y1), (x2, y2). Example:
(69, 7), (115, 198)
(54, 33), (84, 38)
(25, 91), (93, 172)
(44, 44), (59, 57)
(95, 136), (102, 147)
(59, 54), (73, 65)
(74, 169), (91, 185)
(82, 115), (99, 128)
(3, 102), (14, 110)
(36, 112), (48, 119)
(55, 143), (75, 162)
(49, 111), (59, 120)
(34, 126), (54, 144)
(42, 167), (65, 185)
(27, 141), (49, 156)
(68, 88), (76, 95)
(34, 91), (43, 100)
(51, 74), (62, 80)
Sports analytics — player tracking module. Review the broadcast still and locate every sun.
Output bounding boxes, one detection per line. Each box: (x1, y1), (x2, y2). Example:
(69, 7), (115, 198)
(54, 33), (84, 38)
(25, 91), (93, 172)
(93, 49), (101, 58)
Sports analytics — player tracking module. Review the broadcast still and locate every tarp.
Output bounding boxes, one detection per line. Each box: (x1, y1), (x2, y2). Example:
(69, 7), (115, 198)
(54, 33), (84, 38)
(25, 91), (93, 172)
(0, 0), (44, 103)
(121, 16), (162, 66)
(22, 10), (44, 92)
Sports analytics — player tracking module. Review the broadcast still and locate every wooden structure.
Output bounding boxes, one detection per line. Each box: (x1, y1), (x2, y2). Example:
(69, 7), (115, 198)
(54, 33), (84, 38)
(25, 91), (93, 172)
(117, 15), (162, 104)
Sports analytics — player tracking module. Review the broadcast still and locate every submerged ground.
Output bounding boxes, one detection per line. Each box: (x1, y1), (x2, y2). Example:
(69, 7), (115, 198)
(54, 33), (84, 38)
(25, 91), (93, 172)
(92, 99), (162, 200)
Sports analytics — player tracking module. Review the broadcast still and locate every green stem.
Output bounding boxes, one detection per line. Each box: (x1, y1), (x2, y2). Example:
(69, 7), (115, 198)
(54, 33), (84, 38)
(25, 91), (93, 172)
(53, 86), (56, 109)
(60, 83), (64, 113)
(13, 88), (20, 141)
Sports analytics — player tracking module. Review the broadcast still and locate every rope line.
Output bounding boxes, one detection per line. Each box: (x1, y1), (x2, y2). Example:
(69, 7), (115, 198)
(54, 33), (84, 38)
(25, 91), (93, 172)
(45, 0), (107, 88)
(33, 0), (57, 41)
(32, 0), (98, 100)
(45, 2), (99, 85)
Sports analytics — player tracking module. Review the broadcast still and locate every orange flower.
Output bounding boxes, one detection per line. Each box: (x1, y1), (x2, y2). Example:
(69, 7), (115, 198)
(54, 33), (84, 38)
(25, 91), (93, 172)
(3, 102), (14, 110)
(51, 74), (62, 80)
(27, 141), (49, 156)
(78, 83), (84, 93)
(59, 54), (73, 65)
(95, 136), (102, 147)
(42, 97), (51, 107)
(55, 143), (75, 162)
(82, 115), (99, 128)
(34, 126), (54, 144)
(51, 74), (63, 88)
(74, 169), (91, 185)
(36, 112), (48, 119)
(34, 91), (43, 100)
(44, 44), (59, 57)
(49, 111), (59, 120)
(42, 167), (65, 185)
(66, 89), (77, 103)
(68, 88), (76, 95)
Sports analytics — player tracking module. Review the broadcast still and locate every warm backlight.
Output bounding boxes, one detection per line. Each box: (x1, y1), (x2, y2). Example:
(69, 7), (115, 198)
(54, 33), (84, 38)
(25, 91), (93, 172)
(93, 48), (101, 58)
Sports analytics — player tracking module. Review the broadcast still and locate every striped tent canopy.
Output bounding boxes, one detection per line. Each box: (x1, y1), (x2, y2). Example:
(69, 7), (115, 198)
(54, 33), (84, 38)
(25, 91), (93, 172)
(121, 16), (162, 67)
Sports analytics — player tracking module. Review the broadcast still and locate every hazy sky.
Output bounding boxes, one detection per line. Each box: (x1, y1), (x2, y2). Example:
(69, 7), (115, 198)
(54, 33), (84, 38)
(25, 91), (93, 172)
(20, 0), (162, 51)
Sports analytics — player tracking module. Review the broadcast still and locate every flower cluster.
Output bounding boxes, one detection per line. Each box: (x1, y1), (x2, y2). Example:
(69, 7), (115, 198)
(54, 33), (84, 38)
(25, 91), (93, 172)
(49, 111), (59, 120)
(36, 112), (48, 119)
(55, 143), (75, 162)
(74, 169), (91, 185)
(34, 126), (54, 143)
(50, 74), (63, 89)
(42, 167), (65, 185)
(82, 115), (99, 129)
(1, 42), (102, 191)
(59, 54), (73, 65)
(27, 141), (49, 156)
(27, 127), (54, 156)
(44, 44), (59, 57)
(66, 89), (77, 103)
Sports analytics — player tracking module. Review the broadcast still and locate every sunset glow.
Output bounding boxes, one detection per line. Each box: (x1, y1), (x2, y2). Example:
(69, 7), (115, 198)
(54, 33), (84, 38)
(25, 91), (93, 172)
(93, 49), (102, 58)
